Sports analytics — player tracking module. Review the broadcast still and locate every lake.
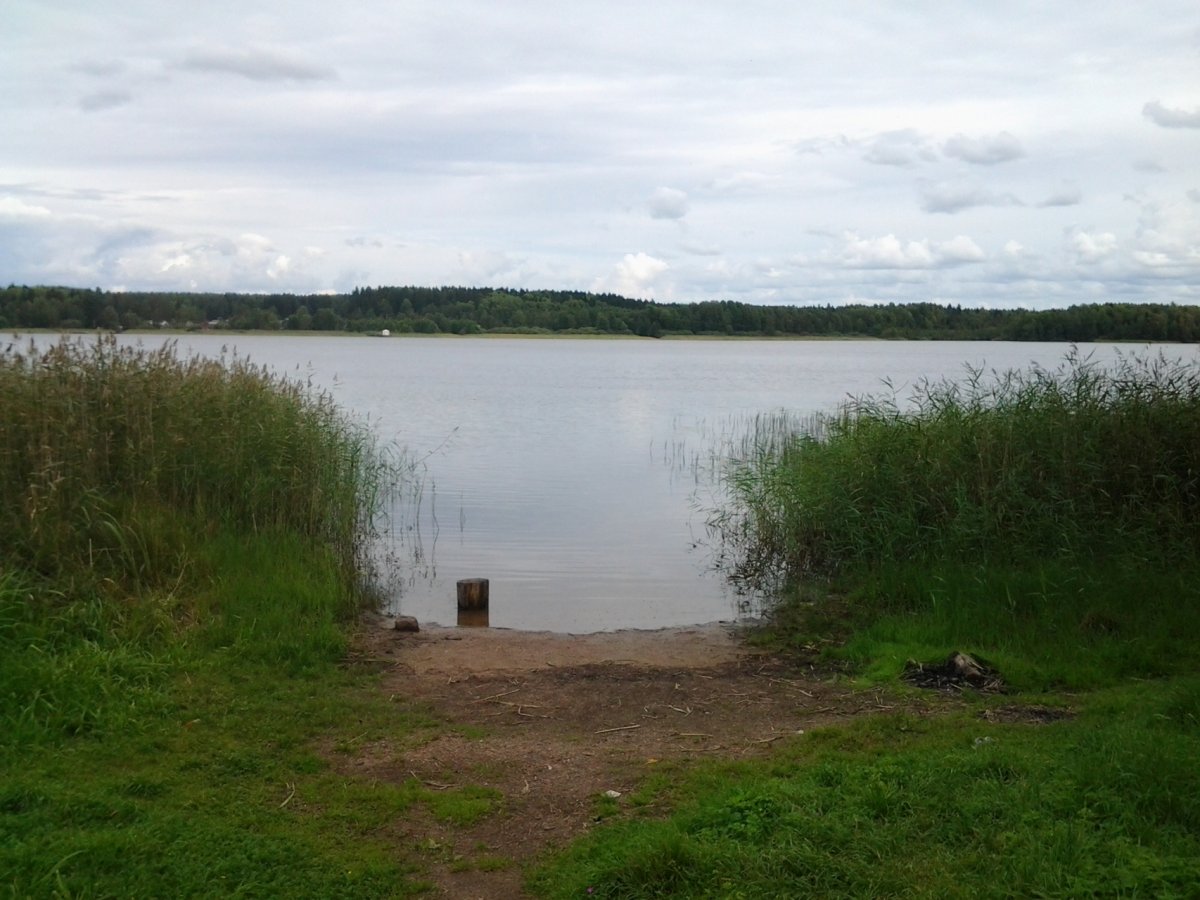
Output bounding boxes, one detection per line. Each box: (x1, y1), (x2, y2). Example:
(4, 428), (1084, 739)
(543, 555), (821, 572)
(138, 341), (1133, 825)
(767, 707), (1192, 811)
(14, 332), (1195, 631)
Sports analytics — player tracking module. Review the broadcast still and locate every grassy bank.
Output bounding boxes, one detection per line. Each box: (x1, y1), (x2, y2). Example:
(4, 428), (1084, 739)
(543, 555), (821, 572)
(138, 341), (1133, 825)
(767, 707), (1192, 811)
(8, 337), (1200, 896)
(533, 350), (1200, 897)
(0, 338), (488, 896)
(532, 684), (1200, 898)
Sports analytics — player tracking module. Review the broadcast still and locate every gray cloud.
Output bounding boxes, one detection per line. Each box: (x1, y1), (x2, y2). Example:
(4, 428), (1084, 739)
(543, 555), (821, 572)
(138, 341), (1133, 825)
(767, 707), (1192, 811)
(648, 187), (689, 220)
(72, 60), (127, 77)
(1038, 184), (1083, 208)
(863, 130), (935, 167)
(942, 132), (1024, 165)
(1188, 189), (1200, 203)
(918, 180), (1023, 214)
(178, 48), (336, 82)
(1134, 159), (1167, 173)
(794, 135), (850, 156)
(78, 89), (133, 112)
(1142, 100), (1200, 129)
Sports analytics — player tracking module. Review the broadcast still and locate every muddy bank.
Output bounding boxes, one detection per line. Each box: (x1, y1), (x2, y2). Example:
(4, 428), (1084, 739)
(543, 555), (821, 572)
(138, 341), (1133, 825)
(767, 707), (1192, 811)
(371, 620), (758, 675)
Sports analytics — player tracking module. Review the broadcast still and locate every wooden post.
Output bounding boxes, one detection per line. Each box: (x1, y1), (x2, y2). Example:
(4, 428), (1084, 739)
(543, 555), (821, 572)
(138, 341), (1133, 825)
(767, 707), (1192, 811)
(457, 607), (489, 628)
(457, 578), (489, 611)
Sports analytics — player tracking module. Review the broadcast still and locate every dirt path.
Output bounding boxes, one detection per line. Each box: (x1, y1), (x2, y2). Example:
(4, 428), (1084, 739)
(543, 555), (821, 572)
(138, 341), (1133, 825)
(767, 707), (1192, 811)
(346, 620), (934, 899)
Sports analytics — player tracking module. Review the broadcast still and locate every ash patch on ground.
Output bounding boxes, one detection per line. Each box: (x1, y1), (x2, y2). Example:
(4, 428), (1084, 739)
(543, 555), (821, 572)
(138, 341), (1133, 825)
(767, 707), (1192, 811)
(903, 651), (1006, 693)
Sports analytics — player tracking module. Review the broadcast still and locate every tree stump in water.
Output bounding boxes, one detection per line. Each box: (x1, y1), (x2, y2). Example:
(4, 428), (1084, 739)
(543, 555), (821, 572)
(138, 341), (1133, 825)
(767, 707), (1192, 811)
(457, 578), (489, 611)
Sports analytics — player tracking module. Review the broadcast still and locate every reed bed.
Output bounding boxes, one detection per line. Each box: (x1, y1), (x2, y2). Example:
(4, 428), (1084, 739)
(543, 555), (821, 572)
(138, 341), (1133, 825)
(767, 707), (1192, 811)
(0, 335), (391, 596)
(712, 349), (1200, 593)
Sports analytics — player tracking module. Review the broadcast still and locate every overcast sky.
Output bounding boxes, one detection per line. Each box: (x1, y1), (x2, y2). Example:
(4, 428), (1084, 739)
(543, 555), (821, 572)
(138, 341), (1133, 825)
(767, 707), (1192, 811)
(2, 2), (1198, 307)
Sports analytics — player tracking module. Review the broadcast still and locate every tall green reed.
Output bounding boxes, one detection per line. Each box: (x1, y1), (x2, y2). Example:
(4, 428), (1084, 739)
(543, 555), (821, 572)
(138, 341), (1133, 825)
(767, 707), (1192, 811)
(0, 335), (392, 597)
(712, 348), (1200, 593)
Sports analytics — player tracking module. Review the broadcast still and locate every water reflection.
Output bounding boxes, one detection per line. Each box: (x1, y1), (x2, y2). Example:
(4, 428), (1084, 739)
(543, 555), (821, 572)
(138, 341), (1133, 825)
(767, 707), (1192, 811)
(456, 608), (490, 628)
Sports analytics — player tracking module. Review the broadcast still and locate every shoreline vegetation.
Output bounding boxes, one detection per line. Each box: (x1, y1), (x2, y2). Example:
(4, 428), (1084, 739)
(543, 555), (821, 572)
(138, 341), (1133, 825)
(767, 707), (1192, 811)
(4, 337), (1199, 896)
(533, 350), (1200, 896)
(1, 337), (428, 895)
(5, 284), (1200, 342)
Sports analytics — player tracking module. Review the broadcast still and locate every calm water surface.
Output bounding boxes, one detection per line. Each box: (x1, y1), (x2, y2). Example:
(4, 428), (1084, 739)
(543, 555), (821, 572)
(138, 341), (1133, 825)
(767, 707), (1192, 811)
(20, 333), (1194, 631)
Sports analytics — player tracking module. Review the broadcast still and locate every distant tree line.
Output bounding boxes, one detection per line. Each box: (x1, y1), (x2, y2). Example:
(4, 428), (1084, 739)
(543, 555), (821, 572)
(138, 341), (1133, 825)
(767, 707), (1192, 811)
(3, 284), (1199, 342)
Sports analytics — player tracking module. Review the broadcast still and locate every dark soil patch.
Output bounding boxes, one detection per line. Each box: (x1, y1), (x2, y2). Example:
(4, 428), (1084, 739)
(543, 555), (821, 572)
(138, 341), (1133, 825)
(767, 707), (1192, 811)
(902, 651), (1006, 693)
(980, 704), (1076, 725)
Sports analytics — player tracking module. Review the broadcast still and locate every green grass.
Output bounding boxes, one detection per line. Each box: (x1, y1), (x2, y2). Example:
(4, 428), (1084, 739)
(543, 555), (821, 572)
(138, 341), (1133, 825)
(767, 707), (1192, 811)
(0, 536), (460, 897)
(532, 687), (1200, 898)
(828, 559), (1200, 692)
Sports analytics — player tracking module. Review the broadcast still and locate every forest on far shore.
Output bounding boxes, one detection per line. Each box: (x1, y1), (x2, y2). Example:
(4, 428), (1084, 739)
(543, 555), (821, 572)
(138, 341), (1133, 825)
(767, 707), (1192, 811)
(3, 284), (1199, 342)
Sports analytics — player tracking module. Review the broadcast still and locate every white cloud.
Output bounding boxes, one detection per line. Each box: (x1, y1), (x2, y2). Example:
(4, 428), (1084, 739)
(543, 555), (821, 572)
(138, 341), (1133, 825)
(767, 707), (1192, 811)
(83, 232), (325, 292)
(942, 132), (1024, 165)
(597, 252), (669, 298)
(938, 235), (987, 263)
(160, 251), (192, 273)
(648, 187), (689, 220)
(1069, 229), (1118, 263)
(1132, 250), (1173, 268)
(455, 249), (521, 283)
(836, 232), (984, 269)
(1131, 196), (1200, 274)
(267, 254), (291, 279)
(1142, 100), (1200, 129)
(0, 197), (52, 220)
(235, 233), (275, 259)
